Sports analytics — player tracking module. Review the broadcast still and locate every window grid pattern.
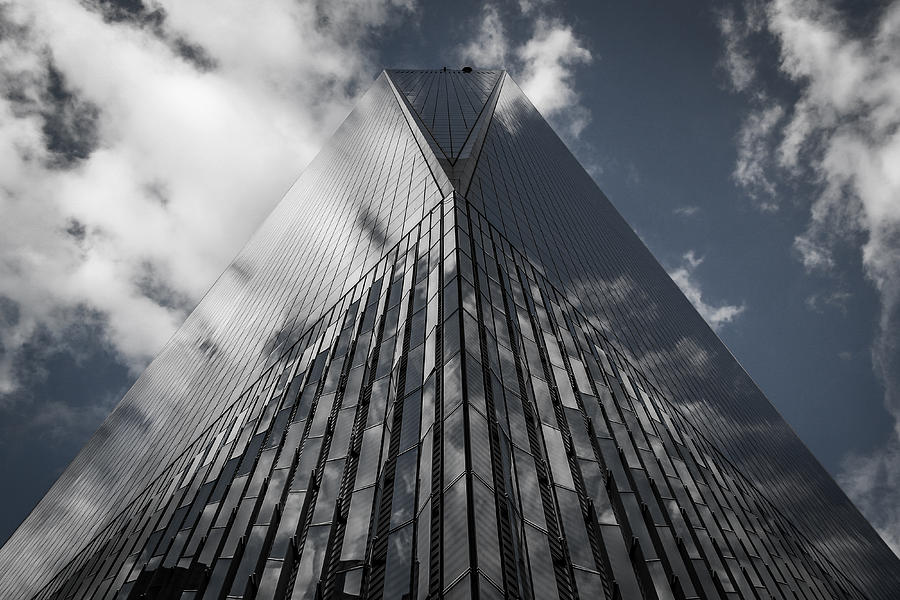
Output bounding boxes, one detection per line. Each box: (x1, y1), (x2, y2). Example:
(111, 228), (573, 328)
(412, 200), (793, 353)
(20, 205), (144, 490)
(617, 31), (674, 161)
(0, 73), (446, 599)
(3, 68), (898, 600)
(25, 194), (870, 600)
(461, 74), (900, 597)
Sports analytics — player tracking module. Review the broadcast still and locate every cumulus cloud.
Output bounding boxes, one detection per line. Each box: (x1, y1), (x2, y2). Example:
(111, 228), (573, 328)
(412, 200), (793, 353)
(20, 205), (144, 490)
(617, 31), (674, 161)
(719, 0), (900, 554)
(457, 4), (507, 68)
(793, 234), (836, 271)
(733, 103), (784, 209)
(838, 435), (900, 556)
(516, 0), (550, 14)
(668, 251), (746, 330)
(457, 4), (593, 138)
(717, 1), (767, 92)
(515, 18), (592, 135)
(0, 1), (412, 402)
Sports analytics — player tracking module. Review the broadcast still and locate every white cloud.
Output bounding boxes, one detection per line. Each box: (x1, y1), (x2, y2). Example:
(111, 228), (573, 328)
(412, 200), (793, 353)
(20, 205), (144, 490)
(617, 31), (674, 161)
(515, 18), (593, 137)
(733, 103), (784, 208)
(668, 251), (746, 330)
(457, 5), (593, 138)
(516, 0), (550, 14)
(720, 0), (900, 555)
(804, 289), (851, 313)
(717, 2), (767, 91)
(457, 4), (507, 68)
(673, 205), (700, 217)
(0, 0), (412, 398)
(838, 434), (900, 556)
(793, 234), (836, 272)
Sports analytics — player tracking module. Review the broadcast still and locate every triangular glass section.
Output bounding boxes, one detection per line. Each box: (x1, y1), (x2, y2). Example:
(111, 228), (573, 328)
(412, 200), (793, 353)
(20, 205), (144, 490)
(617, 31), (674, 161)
(386, 69), (502, 163)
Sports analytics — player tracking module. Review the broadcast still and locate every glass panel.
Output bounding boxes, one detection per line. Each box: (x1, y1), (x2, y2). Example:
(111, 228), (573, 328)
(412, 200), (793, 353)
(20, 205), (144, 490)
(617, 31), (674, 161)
(442, 478), (470, 585)
(524, 525), (559, 600)
(341, 486), (376, 562)
(382, 523), (414, 599)
(291, 524), (330, 600)
(390, 449), (418, 528)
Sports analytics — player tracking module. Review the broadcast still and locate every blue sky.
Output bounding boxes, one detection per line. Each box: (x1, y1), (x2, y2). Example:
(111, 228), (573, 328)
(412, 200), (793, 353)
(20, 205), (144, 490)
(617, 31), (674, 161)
(0, 0), (898, 557)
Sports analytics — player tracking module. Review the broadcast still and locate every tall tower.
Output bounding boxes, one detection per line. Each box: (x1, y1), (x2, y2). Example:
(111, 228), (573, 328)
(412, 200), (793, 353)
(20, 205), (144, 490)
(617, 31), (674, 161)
(1, 69), (897, 600)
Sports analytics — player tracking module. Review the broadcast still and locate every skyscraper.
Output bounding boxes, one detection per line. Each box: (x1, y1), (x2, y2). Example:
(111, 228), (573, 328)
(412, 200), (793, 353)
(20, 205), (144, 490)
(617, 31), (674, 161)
(1, 67), (897, 599)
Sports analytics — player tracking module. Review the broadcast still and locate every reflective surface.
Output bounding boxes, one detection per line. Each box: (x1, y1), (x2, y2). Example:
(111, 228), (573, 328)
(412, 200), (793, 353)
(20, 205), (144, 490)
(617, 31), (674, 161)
(0, 72), (448, 599)
(0, 69), (897, 600)
(463, 73), (900, 598)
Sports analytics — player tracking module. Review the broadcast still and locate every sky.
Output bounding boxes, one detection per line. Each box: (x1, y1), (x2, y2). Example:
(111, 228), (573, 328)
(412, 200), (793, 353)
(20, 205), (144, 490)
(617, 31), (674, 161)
(0, 0), (898, 560)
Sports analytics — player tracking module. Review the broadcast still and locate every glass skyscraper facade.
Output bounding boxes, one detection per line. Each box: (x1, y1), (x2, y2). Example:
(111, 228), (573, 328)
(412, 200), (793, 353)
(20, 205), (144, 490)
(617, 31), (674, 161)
(1, 68), (897, 600)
